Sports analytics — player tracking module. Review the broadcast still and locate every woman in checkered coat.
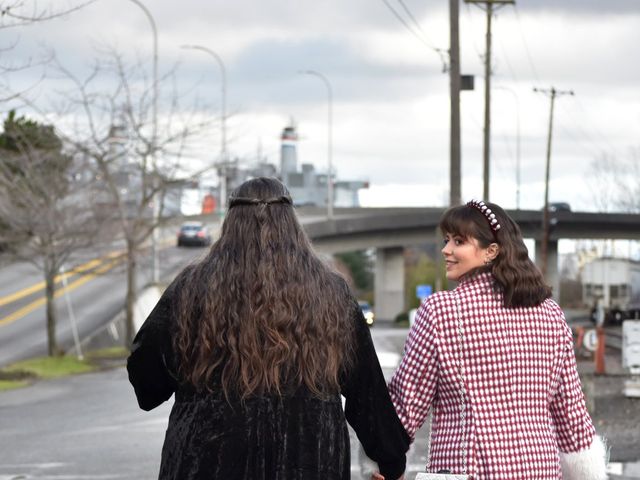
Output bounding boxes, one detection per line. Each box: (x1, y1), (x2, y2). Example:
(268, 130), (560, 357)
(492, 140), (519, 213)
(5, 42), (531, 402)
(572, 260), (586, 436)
(388, 201), (607, 480)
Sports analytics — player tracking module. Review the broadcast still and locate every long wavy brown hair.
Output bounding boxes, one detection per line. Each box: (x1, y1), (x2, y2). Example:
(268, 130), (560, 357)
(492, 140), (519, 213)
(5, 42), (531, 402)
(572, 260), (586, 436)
(172, 177), (355, 399)
(440, 201), (552, 308)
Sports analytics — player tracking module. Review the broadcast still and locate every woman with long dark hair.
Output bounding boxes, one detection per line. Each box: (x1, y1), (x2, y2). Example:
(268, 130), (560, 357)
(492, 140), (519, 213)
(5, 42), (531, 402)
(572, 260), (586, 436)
(386, 201), (607, 480)
(127, 177), (409, 479)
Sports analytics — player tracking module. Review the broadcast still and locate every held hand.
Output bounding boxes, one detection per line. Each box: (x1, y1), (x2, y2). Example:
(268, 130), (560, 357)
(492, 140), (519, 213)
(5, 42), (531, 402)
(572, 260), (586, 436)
(371, 470), (404, 480)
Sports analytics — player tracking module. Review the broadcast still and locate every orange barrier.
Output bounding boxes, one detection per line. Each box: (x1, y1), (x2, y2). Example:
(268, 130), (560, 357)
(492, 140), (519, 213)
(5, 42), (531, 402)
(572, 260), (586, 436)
(202, 194), (216, 214)
(575, 326), (585, 351)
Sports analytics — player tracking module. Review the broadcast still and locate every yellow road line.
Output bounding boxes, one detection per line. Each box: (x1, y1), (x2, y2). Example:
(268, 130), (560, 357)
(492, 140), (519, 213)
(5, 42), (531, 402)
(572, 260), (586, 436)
(0, 251), (125, 308)
(0, 259), (120, 327)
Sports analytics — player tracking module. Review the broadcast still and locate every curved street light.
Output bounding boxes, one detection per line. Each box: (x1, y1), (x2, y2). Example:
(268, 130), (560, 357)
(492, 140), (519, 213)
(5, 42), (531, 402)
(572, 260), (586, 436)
(299, 69), (334, 220)
(126, 0), (160, 283)
(180, 44), (228, 215)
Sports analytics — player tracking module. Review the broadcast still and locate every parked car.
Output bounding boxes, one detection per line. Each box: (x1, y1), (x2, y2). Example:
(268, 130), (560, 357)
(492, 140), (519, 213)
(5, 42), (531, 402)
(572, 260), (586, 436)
(358, 301), (375, 326)
(177, 221), (212, 247)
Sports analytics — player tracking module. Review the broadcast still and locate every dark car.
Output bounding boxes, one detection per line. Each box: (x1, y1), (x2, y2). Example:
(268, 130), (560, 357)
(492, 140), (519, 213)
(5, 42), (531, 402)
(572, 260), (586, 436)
(548, 202), (571, 212)
(177, 222), (212, 247)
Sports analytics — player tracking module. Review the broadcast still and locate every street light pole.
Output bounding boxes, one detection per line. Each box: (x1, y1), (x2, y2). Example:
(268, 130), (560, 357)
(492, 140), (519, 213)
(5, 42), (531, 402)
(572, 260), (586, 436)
(181, 45), (227, 215)
(299, 70), (333, 220)
(127, 0), (159, 283)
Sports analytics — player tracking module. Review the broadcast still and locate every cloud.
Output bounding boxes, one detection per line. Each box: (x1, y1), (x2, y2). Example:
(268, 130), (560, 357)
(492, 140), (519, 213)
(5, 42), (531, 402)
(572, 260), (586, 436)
(514, 0), (640, 15)
(2, 0), (639, 214)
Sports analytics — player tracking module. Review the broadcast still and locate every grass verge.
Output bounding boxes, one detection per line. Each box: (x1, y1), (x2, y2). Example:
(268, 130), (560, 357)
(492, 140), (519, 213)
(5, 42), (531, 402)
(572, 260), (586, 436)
(0, 379), (29, 391)
(85, 346), (129, 360)
(2, 355), (95, 380)
(0, 347), (131, 393)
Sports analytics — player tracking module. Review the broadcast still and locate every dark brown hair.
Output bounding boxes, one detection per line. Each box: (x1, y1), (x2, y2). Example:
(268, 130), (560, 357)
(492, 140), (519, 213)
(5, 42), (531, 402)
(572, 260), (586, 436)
(439, 202), (552, 308)
(172, 177), (355, 399)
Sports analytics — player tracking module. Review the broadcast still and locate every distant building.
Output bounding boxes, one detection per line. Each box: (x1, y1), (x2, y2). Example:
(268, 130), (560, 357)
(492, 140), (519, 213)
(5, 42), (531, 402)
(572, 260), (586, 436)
(166, 122), (369, 214)
(278, 124), (367, 207)
(225, 160), (277, 193)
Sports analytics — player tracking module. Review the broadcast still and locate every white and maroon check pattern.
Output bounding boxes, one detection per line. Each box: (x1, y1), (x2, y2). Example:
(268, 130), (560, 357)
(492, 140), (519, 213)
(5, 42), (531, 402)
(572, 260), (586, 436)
(389, 272), (596, 480)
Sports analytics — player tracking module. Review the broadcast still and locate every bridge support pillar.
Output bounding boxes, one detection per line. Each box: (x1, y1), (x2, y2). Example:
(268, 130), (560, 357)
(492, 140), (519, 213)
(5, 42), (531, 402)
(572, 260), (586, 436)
(535, 239), (559, 300)
(375, 247), (405, 321)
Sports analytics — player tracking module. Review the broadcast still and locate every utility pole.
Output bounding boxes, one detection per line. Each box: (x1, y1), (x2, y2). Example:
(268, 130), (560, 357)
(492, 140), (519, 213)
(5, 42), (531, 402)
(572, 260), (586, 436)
(534, 86), (574, 278)
(465, 0), (513, 201)
(449, 0), (462, 207)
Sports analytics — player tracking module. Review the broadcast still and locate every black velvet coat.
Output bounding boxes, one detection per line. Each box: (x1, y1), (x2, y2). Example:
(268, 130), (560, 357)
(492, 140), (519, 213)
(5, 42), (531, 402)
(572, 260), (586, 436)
(127, 285), (410, 480)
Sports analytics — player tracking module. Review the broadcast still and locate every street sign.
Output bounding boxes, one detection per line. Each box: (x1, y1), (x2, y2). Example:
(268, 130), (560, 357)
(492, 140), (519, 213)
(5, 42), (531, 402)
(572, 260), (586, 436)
(583, 329), (598, 352)
(416, 284), (432, 300)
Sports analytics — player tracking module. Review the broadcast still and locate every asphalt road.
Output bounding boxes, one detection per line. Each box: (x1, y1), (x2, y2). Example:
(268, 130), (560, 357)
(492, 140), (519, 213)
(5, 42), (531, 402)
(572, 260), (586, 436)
(0, 227), (214, 367)
(0, 326), (431, 480)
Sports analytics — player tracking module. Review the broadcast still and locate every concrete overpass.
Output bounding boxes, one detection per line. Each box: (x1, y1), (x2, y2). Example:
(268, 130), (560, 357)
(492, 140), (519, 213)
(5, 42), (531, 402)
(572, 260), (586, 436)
(297, 207), (640, 320)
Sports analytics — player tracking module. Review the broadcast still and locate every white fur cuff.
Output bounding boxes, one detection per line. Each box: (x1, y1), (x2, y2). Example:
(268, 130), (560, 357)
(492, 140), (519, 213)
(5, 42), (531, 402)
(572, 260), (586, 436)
(560, 435), (609, 480)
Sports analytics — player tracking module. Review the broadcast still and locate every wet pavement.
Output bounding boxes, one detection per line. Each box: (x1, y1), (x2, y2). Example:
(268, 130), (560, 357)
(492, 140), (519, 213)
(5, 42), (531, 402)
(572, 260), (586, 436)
(0, 327), (431, 480)
(1, 324), (638, 479)
(577, 349), (640, 479)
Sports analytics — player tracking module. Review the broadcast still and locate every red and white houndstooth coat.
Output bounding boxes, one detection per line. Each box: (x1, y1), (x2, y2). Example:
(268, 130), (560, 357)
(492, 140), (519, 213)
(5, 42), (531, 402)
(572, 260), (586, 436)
(389, 272), (596, 480)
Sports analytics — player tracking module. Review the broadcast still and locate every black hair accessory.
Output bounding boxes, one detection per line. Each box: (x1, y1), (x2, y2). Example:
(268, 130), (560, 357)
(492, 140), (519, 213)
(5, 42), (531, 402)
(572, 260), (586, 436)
(228, 195), (293, 209)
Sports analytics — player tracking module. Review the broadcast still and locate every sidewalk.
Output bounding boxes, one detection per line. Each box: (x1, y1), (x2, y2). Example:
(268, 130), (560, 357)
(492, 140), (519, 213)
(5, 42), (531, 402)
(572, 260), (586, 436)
(577, 349), (640, 468)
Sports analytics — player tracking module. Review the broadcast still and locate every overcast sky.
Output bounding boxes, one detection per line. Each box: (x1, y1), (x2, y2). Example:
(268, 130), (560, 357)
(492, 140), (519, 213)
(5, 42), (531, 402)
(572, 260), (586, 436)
(3, 0), (639, 212)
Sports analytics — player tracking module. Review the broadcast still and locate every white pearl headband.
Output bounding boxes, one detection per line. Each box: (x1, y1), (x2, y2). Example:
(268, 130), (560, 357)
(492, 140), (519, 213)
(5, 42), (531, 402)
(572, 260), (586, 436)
(466, 200), (501, 236)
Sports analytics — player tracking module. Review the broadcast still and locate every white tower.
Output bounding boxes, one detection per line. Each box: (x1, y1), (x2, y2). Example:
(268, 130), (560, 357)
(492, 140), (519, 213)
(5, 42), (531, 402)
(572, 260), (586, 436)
(280, 125), (298, 183)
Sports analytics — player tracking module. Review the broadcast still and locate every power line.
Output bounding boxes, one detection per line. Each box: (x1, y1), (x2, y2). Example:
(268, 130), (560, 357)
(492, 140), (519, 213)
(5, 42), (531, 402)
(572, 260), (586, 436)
(553, 116), (608, 160)
(513, 6), (541, 83)
(396, 0), (436, 46)
(496, 26), (519, 84)
(561, 97), (620, 156)
(463, 3), (485, 68)
(379, 0), (448, 69)
(380, 0), (435, 50)
(510, 5), (618, 160)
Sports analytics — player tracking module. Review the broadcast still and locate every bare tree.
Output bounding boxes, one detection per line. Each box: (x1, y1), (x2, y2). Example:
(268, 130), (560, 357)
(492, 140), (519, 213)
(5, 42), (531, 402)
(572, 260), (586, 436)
(589, 149), (640, 214)
(586, 150), (640, 261)
(50, 48), (211, 348)
(0, 1), (95, 28)
(0, 1), (95, 102)
(615, 148), (640, 214)
(0, 110), (102, 356)
(587, 154), (620, 214)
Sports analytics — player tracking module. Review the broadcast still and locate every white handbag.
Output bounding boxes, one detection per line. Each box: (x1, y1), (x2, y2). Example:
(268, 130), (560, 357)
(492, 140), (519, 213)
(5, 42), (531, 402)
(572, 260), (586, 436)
(415, 295), (470, 480)
(415, 473), (470, 480)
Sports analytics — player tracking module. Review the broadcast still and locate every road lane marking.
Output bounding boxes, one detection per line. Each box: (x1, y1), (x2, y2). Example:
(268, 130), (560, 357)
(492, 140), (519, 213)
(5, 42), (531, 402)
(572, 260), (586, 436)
(0, 251), (124, 308)
(0, 259), (120, 327)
